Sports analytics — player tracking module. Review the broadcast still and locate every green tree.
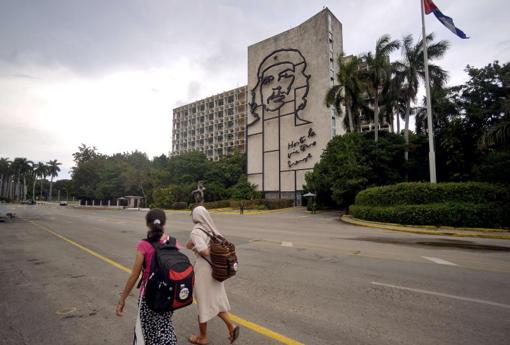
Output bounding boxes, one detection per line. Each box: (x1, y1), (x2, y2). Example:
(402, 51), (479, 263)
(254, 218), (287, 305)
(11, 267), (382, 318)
(361, 34), (400, 142)
(72, 144), (101, 165)
(431, 61), (509, 181)
(122, 151), (151, 204)
(11, 158), (33, 201)
(394, 33), (449, 160)
(305, 132), (408, 208)
(0, 158), (11, 199)
(34, 162), (48, 200)
(326, 54), (365, 132)
(152, 186), (176, 209)
(47, 160), (62, 201)
(228, 175), (260, 200)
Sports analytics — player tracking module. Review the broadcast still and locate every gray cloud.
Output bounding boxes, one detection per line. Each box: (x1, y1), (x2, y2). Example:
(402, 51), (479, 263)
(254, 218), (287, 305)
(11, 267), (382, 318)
(1, 0), (509, 179)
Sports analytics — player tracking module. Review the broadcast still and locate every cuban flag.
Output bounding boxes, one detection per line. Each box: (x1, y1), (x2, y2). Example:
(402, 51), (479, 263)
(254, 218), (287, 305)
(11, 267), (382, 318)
(424, 0), (469, 39)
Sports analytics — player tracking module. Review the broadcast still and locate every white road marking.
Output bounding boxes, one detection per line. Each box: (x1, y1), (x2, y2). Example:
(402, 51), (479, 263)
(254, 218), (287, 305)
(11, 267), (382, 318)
(422, 256), (458, 266)
(281, 242), (294, 247)
(371, 282), (510, 309)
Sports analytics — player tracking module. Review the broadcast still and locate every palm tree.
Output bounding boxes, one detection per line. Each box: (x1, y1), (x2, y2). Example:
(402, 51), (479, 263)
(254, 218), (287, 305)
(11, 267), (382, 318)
(47, 160), (62, 201)
(10, 158), (32, 201)
(326, 54), (365, 132)
(0, 158), (10, 198)
(361, 34), (401, 142)
(381, 70), (404, 133)
(33, 162), (47, 201)
(479, 120), (510, 149)
(21, 160), (33, 200)
(394, 33), (449, 160)
(36, 162), (48, 200)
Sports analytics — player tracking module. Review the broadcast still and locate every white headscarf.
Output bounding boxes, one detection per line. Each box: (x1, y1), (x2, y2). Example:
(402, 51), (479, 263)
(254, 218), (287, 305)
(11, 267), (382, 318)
(192, 206), (221, 236)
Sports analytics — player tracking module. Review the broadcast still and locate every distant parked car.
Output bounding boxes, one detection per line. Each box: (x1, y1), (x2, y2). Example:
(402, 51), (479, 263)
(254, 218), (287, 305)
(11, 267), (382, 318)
(59, 201), (68, 206)
(21, 199), (36, 205)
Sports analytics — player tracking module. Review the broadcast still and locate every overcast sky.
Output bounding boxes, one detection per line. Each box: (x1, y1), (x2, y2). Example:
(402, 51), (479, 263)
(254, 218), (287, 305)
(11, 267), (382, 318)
(1, 0), (509, 179)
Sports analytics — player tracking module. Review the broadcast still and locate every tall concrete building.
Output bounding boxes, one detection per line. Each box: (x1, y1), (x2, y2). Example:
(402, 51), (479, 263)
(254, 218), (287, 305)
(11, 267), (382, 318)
(172, 86), (247, 160)
(247, 9), (344, 204)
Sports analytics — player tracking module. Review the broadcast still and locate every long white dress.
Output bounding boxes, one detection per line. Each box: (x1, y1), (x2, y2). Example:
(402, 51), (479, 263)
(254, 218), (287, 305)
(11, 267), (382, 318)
(191, 227), (231, 323)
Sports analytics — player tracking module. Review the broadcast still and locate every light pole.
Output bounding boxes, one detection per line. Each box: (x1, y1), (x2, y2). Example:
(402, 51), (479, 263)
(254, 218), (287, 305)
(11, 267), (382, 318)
(421, 0), (437, 183)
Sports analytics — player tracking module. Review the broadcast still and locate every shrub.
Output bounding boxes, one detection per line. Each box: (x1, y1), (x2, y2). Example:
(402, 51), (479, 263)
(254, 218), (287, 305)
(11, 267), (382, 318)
(152, 186), (175, 209)
(261, 199), (294, 210)
(350, 182), (510, 228)
(229, 199), (260, 209)
(203, 200), (231, 209)
(203, 181), (229, 202)
(228, 175), (261, 200)
(201, 198), (294, 210)
(350, 202), (510, 228)
(171, 202), (188, 209)
(355, 182), (510, 206)
(230, 199), (293, 210)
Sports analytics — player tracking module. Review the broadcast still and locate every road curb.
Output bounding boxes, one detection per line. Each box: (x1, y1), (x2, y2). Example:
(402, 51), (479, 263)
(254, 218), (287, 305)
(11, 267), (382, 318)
(341, 215), (510, 240)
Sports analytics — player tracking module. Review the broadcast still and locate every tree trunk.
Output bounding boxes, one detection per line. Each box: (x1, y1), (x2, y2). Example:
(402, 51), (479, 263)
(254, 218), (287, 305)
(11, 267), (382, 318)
(397, 113), (401, 134)
(0, 175), (3, 198)
(15, 170), (20, 201)
(390, 109), (395, 133)
(404, 99), (411, 161)
(40, 178), (44, 200)
(139, 183), (147, 208)
(23, 176), (27, 200)
(49, 177), (54, 201)
(374, 95), (379, 142)
(347, 105), (354, 133)
(358, 110), (363, 132)
(32, 178), (37, 200)
(9, 177), (13, 199)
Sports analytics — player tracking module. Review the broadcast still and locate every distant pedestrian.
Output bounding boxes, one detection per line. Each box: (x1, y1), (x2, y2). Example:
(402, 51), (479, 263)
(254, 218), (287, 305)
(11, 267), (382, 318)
(186, 206), (240, 345)
(116, 208), (178, 345)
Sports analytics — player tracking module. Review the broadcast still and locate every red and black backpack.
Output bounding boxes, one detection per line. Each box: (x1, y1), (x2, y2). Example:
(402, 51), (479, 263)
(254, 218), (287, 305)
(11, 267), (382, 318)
(143, 237), (194, 312)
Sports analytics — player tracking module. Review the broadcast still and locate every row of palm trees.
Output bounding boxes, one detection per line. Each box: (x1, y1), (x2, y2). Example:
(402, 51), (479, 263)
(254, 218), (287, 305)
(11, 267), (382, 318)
(0, 158), (61, 202)
(326, 33), (449, 159)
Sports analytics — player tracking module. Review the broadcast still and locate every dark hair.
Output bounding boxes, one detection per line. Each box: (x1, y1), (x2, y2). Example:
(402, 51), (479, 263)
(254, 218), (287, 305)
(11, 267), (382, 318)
(145, 208), (166, 242)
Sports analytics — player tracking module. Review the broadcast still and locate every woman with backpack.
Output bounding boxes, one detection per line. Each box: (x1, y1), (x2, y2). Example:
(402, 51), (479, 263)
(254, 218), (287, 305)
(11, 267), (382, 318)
(116, 208), (178, 345)
(186, 206), (240, 345)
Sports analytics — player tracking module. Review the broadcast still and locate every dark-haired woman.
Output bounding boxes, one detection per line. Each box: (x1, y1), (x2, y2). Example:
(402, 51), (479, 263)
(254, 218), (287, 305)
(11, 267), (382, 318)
(116, 208), (179, 345)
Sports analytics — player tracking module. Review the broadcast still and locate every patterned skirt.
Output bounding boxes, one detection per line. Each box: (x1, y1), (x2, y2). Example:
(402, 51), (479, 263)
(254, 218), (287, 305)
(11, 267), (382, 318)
(134, 296), (177, 345)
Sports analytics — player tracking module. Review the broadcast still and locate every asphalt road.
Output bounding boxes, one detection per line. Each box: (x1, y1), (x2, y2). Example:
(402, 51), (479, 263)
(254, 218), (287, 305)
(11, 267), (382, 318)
(1, 204), (509, 345)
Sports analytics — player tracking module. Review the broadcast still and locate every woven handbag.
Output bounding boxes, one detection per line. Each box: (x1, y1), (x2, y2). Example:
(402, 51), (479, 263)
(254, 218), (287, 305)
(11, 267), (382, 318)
(198, 228), (238, 282)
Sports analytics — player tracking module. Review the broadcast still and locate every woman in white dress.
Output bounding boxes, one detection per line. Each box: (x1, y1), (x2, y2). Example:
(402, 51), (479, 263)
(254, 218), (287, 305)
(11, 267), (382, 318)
(186, 206), (240, 345)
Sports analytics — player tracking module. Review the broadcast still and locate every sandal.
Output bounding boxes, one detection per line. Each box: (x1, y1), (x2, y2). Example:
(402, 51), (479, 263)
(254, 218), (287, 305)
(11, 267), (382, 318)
(229, 326), (240, 344)
(188, 335), (208, 345)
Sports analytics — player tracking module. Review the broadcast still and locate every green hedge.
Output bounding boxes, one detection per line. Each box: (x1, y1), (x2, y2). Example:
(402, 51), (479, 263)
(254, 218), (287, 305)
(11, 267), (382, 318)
(201, 199), (294, 210)
(171, 202), (188, 210)
(203, 200), (231, 209)
(355, 182), (510, 206)
(350, 202), (510, 228)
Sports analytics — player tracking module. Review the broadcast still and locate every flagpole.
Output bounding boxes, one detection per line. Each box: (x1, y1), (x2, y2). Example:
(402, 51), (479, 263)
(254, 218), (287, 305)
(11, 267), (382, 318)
(421, 0), (437, 183)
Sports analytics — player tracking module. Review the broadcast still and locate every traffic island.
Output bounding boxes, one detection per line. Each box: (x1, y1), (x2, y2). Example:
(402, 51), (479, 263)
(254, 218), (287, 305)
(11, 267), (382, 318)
(341, 215), (510, 240)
